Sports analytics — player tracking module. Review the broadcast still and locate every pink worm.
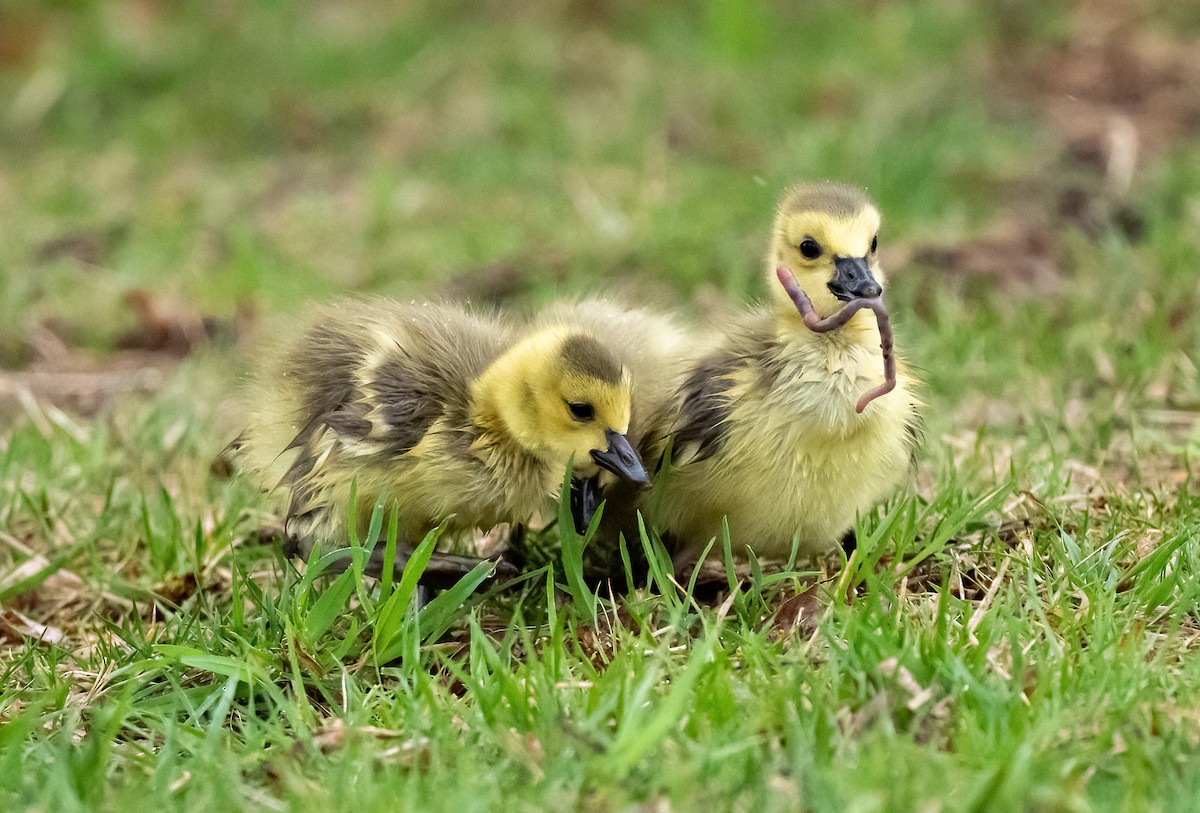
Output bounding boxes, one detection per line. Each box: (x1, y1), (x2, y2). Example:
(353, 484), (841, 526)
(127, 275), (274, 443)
(775, 266), (896, 414)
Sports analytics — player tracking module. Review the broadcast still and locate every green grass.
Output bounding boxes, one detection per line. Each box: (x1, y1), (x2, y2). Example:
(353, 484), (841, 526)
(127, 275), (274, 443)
(2, 0), (1200, 810)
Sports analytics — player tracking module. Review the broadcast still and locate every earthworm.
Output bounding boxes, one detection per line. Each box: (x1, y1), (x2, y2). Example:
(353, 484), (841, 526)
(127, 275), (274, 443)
(775, 266), (897, 413)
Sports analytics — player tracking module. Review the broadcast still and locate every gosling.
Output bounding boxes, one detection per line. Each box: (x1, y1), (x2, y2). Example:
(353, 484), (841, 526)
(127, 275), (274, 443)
(531, 299), (700, 573)
(235, 298), (649, 586)
(650, 182), (922, 566)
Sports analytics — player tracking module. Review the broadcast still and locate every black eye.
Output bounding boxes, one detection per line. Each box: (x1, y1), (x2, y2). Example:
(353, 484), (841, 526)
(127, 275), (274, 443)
(567, 402), (594, 421)
(798, 238), (822, 260)
(870, 234), (878, 253)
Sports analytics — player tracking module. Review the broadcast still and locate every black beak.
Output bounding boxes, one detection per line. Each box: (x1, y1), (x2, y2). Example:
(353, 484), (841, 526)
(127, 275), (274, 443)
(590, 429), (649, 483)
(570, 474), (601, 534)
(828, 256), (882, 301)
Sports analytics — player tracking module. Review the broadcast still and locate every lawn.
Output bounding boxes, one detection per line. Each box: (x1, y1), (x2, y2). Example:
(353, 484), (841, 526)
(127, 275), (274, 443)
(2, 1), (1200, 810)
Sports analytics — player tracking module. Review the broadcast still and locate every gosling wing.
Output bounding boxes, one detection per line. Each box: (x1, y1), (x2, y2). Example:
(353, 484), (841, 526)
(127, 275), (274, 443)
(669, 315), (782, 467)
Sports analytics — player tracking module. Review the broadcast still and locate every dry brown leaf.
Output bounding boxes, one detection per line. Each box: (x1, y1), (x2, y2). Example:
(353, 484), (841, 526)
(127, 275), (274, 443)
(769, 585), (822, 640)
(0, 609), (66, 646)
(117, 291), (248, 357)
(0, 554), (60, 599)
(151, 572), (199, 607)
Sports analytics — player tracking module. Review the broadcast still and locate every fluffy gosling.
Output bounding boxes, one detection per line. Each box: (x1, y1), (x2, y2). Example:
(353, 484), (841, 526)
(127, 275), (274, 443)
(235, 298), (649, 586)
(650, 182), (922, 565)
(531, 299), (699, 570)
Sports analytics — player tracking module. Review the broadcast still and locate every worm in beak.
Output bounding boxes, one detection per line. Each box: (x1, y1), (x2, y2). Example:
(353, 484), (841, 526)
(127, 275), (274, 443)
(776, 266), (897, 413)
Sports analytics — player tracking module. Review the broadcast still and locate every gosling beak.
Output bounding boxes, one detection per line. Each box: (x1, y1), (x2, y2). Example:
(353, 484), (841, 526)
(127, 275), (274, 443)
(570, 474), (600, 534)
(828, 256), (882, 301)
(591, 429), (649, 483)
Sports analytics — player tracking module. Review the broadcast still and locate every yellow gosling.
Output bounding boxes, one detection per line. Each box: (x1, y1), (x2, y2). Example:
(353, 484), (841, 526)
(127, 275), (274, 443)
(650, 182), (922, 566)
(234, 298), (649, 585)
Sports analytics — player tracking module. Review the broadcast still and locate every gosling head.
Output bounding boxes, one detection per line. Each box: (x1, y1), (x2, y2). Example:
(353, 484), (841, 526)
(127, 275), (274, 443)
(477, 330), (649, 484)
(767, 182), (884, 318)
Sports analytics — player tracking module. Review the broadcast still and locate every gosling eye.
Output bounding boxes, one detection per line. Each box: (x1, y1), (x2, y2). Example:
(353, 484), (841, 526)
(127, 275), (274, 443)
(798, 238), (822, 260)
(567, 402), (595, 422)
(870, 234), (878, 253)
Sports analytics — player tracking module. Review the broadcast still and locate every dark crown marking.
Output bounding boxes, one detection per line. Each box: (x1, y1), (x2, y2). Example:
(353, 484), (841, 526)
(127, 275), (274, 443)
(560, 334), (622, 384)
(779, 182), (873, 219)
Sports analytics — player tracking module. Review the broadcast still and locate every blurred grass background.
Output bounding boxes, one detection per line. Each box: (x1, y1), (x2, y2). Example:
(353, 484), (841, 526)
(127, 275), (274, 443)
(1, 0), (1197, 448)
(2, 1), (1200, 810)
(0, 0), (1058, 332)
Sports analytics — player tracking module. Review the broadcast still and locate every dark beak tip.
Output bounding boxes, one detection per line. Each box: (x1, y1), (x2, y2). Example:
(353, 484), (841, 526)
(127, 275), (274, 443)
(832, 256), (882, 301)
(591, 430), (650, 483)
